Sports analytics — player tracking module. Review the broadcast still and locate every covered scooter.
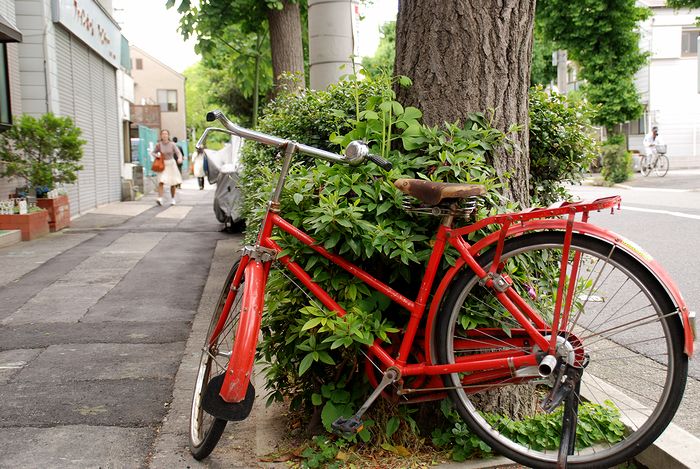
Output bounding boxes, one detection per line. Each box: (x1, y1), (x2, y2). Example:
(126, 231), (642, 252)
(203, 137), (244, 229)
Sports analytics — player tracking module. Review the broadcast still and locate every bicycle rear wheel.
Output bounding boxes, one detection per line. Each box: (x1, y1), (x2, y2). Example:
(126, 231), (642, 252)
(435, 232), (687, 468)
(189, 260), (243, 460)
(654, 155), (669, 177)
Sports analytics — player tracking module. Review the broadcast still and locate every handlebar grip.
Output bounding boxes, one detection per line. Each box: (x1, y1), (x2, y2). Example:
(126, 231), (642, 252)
(367, 153), (393, 171)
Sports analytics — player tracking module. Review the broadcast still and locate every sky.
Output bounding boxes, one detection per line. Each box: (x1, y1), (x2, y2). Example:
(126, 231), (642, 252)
(113, 0), (398, 73)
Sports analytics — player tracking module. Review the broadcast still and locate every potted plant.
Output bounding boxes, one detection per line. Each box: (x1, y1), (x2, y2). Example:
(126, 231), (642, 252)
(0, 113), (85, 232)
(0, 202), (49, 241)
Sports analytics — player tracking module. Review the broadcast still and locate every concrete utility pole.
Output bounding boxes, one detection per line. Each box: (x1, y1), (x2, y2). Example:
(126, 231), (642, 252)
(556, 49), (568, 94)
(308, 0), (360, 90)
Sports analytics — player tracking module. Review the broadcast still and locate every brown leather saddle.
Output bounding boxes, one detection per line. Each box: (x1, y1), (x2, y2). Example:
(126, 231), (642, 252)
(394, 178), (486, 206)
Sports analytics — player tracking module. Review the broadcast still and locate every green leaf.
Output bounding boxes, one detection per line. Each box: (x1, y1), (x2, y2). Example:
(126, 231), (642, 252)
(386, 416), (400, 438)
(293, 193), (303, 205)
(402, 106), (422, 120)
(376, 200), (392, 216)
(301, 317), (323, 331)
(318, 351), (335, 365)
(299, 353), (315, 376)
(311, 393), (323, 406)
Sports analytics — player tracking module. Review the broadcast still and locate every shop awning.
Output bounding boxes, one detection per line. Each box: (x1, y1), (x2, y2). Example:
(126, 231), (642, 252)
(0, 14), (21, 43)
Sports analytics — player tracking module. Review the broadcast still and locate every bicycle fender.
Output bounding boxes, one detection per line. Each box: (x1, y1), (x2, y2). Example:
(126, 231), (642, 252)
(425, 221), (694, 361)
(219, 260), (266, 403)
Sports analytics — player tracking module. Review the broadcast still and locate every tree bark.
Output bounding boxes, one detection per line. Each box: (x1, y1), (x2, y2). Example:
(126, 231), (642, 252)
(394, 0), (535, 207)
(267, 1), (306, 94)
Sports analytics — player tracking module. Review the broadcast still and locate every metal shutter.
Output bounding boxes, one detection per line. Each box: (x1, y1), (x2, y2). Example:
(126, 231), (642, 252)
(55, 27), (81, 215)
(71, 37), (97, 212)
(89, 52), (109, 206)
(103, 60), (121, 203)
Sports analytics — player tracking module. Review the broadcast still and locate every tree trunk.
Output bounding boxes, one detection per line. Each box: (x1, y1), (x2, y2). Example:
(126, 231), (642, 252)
(394, 0), (535, 207)
(267, 1), (306, 94)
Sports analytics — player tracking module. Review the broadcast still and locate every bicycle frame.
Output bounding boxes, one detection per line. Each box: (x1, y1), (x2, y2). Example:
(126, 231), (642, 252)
(214, 192), (695, 404)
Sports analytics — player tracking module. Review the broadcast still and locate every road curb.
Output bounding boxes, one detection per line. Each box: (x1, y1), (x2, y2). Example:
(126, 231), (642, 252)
(637, 421), (700, 469)
(0, 229), (21, 248)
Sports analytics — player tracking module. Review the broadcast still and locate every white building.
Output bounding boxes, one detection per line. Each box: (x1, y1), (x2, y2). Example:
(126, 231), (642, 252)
(0, 0), (133, 215)
(626, 1), (700, 166)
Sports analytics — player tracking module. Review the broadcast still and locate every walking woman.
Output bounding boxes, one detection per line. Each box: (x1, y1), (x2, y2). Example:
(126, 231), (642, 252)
(153, 129), (183, 205)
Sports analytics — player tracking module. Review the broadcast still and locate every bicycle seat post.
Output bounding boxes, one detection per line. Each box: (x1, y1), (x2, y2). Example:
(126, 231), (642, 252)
(441, 203), (460, 228)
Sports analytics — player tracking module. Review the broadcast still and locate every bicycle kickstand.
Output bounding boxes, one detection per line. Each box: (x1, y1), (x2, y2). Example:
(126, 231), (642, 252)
(331, 367), (400, 437)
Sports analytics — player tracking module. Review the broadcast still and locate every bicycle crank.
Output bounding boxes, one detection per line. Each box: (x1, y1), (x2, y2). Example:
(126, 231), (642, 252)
(331, 367), (400, 437)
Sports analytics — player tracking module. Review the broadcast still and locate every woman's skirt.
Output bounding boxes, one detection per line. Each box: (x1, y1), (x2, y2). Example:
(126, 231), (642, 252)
(158, 158), (183, 186)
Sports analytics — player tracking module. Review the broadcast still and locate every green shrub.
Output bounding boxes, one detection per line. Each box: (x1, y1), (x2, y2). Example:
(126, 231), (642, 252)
(0, 114), (85, 194)
(240, 74), (510, 430)
(529, 87), (599, 205)
(601, 134), (632, 184)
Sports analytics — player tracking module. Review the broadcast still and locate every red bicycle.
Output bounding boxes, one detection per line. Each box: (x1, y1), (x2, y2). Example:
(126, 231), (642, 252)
(189, 110), (695, 468)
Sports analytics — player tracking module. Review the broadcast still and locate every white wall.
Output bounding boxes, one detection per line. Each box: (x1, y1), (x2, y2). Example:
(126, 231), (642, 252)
(15, 0), (61, 116)
(0, 0), (21, 201)
(631, 7), (700, 167)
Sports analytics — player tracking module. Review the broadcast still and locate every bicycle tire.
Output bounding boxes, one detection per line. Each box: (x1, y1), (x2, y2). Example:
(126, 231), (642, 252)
(654, 155), (669, 177)
(435, 232), (687, 468)
(640, 156), (652, 176)
(189, 260), (242, 460)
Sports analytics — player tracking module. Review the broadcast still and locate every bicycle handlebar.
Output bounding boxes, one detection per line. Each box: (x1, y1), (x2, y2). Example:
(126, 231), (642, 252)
(196, 109), (392, 171)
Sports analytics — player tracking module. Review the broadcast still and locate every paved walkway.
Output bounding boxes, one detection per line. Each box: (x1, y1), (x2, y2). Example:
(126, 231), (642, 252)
(0, 179), (238, 468)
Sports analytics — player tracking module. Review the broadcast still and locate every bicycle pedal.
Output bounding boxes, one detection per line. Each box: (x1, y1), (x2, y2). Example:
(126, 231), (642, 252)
(331, 415), (364, 436)
(201, 373), (255, 421)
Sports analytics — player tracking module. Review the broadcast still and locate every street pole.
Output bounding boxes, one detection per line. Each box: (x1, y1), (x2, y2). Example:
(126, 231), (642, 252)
(308, 0), (360, 90)
(556, 49), (568, 94)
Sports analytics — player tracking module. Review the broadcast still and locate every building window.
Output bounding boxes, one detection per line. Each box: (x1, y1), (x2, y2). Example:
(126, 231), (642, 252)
(135, 58), (143, 69)
(157, 89), (177, 112)
(628, 115), (646, 135)
(681, 29), (699, 57)
(0, 44), (12, 131)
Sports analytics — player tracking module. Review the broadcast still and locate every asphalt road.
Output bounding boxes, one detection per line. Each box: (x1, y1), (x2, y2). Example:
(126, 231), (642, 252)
(568, 169), (700, 436)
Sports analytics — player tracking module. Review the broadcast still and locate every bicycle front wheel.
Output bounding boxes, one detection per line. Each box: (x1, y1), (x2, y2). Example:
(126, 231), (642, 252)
(654, 155), (669, 177)
(435, 232), (687, 469)
(189, 260), (243, 460)
(640, 156), (652, 176)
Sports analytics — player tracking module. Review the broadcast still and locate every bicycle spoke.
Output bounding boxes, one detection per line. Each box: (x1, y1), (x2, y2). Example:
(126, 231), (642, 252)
(580, 276), (631, 332)
(577, 311), (677, 343)
(568, 246), (616, 335)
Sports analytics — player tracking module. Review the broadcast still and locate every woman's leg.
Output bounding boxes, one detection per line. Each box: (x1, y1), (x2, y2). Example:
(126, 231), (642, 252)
(198, 177), (204, 190)
(157, 182), (164, 205)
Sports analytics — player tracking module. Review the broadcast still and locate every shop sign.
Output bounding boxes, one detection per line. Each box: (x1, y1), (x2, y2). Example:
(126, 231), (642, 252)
(52, 0), (121, 68)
